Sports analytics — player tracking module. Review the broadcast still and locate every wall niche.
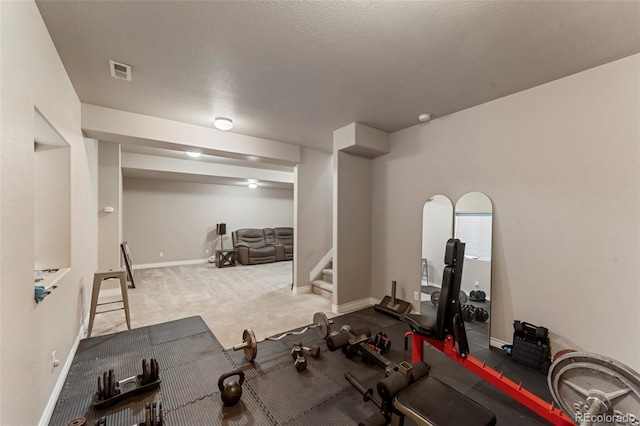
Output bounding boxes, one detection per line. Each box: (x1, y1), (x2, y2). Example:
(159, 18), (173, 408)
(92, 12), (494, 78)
(33, 108), (71, 295)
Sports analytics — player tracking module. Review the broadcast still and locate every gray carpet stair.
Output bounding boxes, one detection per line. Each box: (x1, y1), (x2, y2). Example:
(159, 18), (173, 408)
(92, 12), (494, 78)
(312, 267), (333, 298)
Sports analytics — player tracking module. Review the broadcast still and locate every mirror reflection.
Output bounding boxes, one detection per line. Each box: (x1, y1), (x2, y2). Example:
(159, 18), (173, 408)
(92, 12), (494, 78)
(420, 195), (453, 311)
(455, 192), (493, 349)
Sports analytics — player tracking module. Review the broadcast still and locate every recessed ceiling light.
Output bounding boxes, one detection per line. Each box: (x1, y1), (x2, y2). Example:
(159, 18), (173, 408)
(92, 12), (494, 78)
(248, 183), (258, 189)
(418, 113), (432, 122)
(213, 117), (233, 131)
(186, 151), (201, 158)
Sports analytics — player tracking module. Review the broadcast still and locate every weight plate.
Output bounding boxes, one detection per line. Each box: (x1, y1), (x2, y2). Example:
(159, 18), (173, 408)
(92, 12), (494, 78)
(431, 291), (440, 306)
(459, 291), (468, 305)
(313, 312), (330, 338)
(67, 418), (86, 426)
(553, 349), (577, 362)
(548, 351), (640, 425)
(242, 329), (258, 361)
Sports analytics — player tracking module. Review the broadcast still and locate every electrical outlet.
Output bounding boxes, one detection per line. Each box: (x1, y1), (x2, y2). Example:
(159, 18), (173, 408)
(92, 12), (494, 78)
(51, 351), (59, 369)
(475, 281), (480, 288)
(414, 291), (420, 301)
(159, 252), (163, 258)
(205, 249), (209, 254)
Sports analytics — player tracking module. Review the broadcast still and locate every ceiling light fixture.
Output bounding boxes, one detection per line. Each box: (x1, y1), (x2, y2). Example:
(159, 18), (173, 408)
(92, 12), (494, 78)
(248, 179), (257, 184)
(418, 113), (432, 122)
(248, 183), (258, 189)
(213, 117), (234, 131)
(186, 151), (201, 158)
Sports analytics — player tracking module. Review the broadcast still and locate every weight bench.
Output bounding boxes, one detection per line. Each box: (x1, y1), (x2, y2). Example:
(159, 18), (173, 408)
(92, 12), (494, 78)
(332, 241), (497, 426)
(402, 239), (575, 426)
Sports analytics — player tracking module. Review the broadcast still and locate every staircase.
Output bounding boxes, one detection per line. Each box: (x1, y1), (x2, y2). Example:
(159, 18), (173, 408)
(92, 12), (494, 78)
(312, 262), (333, 299)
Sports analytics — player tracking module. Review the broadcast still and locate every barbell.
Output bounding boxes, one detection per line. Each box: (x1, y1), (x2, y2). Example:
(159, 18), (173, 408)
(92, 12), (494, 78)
(233, 312), (332, 361)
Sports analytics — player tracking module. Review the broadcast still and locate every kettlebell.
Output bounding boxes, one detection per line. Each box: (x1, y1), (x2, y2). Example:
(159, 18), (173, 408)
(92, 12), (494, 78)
(218, 369), (245, 407)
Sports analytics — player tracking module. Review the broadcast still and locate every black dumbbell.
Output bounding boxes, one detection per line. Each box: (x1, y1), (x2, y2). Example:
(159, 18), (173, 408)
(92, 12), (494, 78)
(304, 344), (321, 359)
(373, 332), (391, 353)
(474, 307), (489, 322)
(291, 344), (308, 371)
(292, 342), (321, 358)
(461, 304), (475, 322)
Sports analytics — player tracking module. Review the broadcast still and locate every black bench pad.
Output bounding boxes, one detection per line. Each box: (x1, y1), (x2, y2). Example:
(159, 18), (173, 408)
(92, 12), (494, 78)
(403, 313), (437, 337)
(394, 376), (497, 426)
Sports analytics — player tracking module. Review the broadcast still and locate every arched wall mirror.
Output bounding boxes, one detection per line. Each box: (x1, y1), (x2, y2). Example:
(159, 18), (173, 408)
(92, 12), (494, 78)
(419, 192), (493, 349)
(420, 195), (453, 307)
(455, 192), (493, 349)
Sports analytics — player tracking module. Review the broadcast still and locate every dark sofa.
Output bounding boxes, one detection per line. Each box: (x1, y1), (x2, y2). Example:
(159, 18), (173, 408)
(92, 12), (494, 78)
(232, 227), (294, 265)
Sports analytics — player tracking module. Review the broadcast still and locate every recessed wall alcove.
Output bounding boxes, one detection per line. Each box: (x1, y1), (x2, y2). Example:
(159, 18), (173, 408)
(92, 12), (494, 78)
(34, 108), (71, 292)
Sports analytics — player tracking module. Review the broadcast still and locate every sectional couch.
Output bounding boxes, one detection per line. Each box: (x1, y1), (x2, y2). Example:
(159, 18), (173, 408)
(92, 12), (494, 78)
(231, 227), (294, 265)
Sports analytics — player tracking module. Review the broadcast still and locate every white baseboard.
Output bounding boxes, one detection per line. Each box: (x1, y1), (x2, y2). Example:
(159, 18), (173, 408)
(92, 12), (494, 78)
(490, 337), (510, 350)
(292, 285), (312, 294)
(332, 297), (376, 314)
(39, 313), (89, 426)
(134, 258), (208, 269)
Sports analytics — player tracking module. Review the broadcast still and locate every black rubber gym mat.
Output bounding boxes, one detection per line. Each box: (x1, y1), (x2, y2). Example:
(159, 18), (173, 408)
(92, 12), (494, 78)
(51, 309), (555, 425)
(53, 344), (155, 413)
(160, 353), (233, 411)
(352, 309), (402, 329)
(148, 315), (217, 346)
(74, 327), (151, 362)
(229, 351), (294, 381)
(165, 393), (276, 425)
(49, 316), (230, 426)
(151, 332), (223, 369)
(465, 381), (546, 425)
(245, 362), (342, 424)
(286, 390), (374, 425)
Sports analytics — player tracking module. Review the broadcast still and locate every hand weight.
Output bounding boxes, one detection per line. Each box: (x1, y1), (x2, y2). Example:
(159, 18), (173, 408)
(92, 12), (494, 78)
(218, 370), (245, 407)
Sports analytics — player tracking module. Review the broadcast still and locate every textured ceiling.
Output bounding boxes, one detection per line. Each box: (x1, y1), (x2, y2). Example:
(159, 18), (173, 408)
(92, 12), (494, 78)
(37, 1), (640, 153)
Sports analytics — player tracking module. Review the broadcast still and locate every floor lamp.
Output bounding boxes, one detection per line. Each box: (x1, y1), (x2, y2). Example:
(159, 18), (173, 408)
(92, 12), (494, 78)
(216, 223), (226, 250)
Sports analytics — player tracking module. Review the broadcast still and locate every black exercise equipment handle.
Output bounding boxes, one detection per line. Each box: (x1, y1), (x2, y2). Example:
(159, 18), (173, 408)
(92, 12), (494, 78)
(345, 372), (382, 410)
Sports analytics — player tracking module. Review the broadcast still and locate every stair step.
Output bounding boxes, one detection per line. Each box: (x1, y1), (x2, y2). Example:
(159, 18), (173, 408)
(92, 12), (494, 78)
(313, 280), (333, 293)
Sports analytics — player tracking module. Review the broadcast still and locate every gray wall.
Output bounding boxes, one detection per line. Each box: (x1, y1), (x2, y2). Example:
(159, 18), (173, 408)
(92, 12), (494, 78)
(1, 2), (99, 424)
(294, 147), (333, 289)
(123, 178), (293, 264)
(335, 151), (373, 308)
(98, 141), (122, 269)
(371, 54), (640, 370)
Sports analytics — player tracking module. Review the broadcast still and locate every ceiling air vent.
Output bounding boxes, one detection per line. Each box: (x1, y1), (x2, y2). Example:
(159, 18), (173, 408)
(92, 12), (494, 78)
(109, 60), (132, 81)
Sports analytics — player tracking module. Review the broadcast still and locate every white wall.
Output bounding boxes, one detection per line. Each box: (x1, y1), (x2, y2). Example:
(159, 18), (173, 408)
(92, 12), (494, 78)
(0, 2), (99, 424)
(293, 147), (333, 289)
(123, 178), (293, 264)
(371, 54), (640, 370)
(34, 145), (71, 270)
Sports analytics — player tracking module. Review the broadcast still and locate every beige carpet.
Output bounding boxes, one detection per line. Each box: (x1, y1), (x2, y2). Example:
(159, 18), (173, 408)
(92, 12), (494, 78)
(89, 261), (334, 348)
